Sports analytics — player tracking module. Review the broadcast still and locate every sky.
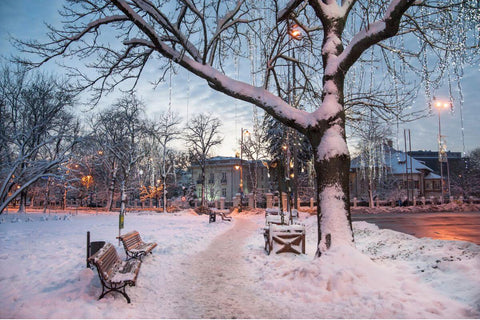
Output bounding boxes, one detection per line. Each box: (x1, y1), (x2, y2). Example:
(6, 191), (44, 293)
(1, 0), (479, 157)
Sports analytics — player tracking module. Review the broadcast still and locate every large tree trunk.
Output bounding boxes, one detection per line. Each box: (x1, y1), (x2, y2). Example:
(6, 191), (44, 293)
(17, 190), (27, 213)
(311, 130), (353, 257)
(309, 68), (354, 256)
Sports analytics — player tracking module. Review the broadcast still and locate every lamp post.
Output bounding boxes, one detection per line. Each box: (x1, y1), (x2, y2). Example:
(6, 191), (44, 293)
(433, 98), (452, 201)
(235, 128), (249, 212)
(286, 23), (302, 215)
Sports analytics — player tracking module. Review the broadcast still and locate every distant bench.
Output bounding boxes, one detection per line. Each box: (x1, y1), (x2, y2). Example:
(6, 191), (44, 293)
(87, 243), (141, 303)
(208, 211), (232, 223)
(117, 230), (157, 261)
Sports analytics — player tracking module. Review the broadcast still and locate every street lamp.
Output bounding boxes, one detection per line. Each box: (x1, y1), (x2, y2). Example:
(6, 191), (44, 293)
(288, 24), (302, 40)
(235, 128), (249, 212)
(284, 23), (302, 216)
(433, 98), (452, 201)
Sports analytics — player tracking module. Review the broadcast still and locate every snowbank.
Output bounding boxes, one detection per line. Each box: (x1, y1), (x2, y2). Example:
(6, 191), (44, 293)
(351, 202), (480, 214)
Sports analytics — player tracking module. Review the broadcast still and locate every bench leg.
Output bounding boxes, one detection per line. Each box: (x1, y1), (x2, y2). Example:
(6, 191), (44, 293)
(263, 231), (272, 255)
(126, 251), (146, 261)
(98, 281), (132, 303)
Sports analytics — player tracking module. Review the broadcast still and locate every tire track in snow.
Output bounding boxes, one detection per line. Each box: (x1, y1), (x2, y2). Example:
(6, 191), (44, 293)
(171, 216), (288, 318)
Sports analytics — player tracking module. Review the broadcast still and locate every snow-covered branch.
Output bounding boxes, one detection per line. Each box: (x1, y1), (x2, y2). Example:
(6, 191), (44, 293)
(336, 0), (416, 74)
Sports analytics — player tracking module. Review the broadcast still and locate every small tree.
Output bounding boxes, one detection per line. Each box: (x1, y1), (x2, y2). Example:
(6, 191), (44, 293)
(352, 116), (392, 207)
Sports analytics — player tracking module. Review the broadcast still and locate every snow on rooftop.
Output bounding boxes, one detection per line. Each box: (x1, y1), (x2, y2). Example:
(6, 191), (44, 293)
(351, 145), (434, 175)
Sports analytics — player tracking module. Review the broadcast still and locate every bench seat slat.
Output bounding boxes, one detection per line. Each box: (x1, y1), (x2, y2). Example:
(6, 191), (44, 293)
(110, 260), (141, 284)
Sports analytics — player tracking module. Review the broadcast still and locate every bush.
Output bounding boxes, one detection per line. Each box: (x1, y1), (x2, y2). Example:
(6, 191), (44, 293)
(166, 205), (180, 213)
(194, 206), (211, 214)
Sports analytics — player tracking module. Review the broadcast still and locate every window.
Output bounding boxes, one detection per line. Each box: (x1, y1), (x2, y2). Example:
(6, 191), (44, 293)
(221, 172), (227, 184)
(221, 188), (227, 197)
(425, 181), (433, 190)
(208, 173), (214, 184)
(401, 180), (419, 189)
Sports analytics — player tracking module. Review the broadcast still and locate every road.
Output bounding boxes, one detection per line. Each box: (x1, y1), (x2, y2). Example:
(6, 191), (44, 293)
(352, 212), (480, 245)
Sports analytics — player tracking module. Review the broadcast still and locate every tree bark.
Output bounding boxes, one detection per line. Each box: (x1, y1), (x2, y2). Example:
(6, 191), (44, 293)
(201, 167), (206, 207)
(106, 166), (117, 211)
(43, 180), (50, 213)
(17, 190), (27, 213)
(120, 180), (127, 215)
(311, 133), (353, 257)
(308, 71), (354, 256)
(62, 184), (67, 210)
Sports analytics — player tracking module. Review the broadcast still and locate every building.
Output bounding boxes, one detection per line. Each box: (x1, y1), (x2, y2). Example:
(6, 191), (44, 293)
(409, 150), (463, 175)
(350, 145), (443, 201)
(190, 156), (270, 204)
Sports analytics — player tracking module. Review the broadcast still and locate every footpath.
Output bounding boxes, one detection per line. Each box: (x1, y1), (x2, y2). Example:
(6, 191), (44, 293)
(169, 216), (288, 318)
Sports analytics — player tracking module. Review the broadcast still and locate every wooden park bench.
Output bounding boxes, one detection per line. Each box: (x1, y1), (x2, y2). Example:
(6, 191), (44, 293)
(264, 224), (305, 255)
(87, 243), (141, 303)
(117, 230), (157, 261)
(217, 212), (232, 221)
(208, 210), (232, 223)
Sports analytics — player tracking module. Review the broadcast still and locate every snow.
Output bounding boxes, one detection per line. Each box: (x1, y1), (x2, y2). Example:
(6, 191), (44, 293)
(0, 208), (479, 318)
(318, 185), (354, 252)
(312, 81), (343, 120)
(318, 0), (347, 19)
(316, 123), (349, 160)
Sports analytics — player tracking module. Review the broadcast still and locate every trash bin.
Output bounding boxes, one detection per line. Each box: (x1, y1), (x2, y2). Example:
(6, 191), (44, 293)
(90, 241), (106, 256)
(87, 231), (106, 268)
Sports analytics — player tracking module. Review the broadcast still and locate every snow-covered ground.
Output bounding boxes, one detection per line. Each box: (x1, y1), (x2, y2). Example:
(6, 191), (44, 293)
(0, 209), (479, 318)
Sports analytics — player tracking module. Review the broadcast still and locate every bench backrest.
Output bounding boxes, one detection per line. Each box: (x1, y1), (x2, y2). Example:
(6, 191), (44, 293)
(88, 243), (120, 281)
(120, 231), (143, 250)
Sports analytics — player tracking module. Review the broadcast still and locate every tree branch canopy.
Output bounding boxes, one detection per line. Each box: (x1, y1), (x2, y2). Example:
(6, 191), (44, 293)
(10, 0), (479, 254)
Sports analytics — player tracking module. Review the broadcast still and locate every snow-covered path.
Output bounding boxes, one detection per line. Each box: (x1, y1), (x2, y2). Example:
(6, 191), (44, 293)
(167, 217), (286, 318)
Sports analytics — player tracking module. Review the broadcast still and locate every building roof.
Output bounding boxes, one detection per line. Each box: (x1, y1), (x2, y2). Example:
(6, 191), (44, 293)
(190, 156), (267, 168)
(424, 171), (441, 180)
(409, 150), (462, 159)
(351, 145), (434, 175)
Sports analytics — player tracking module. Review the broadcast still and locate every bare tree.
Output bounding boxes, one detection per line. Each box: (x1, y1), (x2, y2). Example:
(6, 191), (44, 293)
(154, 108), (182, 212)
(15, 0), (479, 255)
(184, 113), (223, 207)
(451, 148), (480, 198)
(241, 111), (270, 208)
(91, 94), (151, 215)
(0, 65), (79, 214)
(351, 115), (392, 207)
